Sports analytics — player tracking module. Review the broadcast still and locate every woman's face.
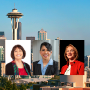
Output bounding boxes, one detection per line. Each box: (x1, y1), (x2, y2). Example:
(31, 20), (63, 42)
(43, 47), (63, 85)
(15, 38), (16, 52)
(14, 47), (23, 60)
(66, 46), (75, 60)
(40, 45), (52, 60)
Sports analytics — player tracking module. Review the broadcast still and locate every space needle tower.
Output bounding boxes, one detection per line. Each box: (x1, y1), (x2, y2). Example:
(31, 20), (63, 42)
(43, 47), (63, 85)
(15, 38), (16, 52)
(7, 5), (23, 40)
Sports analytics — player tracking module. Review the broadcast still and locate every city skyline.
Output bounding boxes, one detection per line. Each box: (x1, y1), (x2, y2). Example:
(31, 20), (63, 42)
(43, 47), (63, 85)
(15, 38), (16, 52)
(0, 0), (90, 55)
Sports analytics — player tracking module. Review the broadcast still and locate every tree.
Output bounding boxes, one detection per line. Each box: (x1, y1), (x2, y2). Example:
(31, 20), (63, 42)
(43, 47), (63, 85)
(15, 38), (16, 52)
(12, 82), (18, 90)
(0, 87), (5, 90)
(1, 77), (8, 88)
(20, 83), (26, 90)
(5, 80), (13, 90)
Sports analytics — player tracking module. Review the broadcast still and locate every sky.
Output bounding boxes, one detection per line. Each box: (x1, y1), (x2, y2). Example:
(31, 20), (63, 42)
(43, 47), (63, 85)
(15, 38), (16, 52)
(0, 0), (90, 56)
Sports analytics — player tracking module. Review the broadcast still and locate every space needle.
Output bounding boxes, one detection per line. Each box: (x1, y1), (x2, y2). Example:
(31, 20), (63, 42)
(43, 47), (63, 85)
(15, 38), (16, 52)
(7, 5), (23, 40)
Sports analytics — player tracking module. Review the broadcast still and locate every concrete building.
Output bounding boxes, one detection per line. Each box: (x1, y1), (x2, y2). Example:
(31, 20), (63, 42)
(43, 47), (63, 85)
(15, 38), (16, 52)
(38, 28), (47, 40)
(0, 32), (4, 37)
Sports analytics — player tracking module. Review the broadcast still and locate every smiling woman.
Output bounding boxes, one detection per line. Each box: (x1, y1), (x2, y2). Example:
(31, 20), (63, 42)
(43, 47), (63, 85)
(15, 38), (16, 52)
(5, 44), (31, 75)
(33, 42), (58, 75)
(60, 44), (84, 75)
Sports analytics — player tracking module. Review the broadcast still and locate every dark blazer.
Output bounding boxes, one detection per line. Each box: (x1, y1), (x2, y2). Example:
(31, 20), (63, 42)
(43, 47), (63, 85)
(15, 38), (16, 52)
(6, 62), (31, 75)
(33, 60), (58, 75)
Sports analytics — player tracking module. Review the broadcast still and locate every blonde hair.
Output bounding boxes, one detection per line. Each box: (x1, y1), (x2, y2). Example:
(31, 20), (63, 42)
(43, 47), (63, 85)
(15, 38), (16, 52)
(64, 44), (78, 61)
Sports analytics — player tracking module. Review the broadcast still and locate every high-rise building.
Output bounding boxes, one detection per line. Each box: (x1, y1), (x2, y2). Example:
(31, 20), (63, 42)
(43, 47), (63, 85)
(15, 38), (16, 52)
(0, 37), (6, 76)
(0, 37), (6, 61)
(26, 36), (35, 53)
(0, 47), (5, 76)
(16, 22), (22, 40)
(38, 28), (47, 40)
(84, 56), (88, 67)
(0, 32), (4, 37)
(0, 46), (4, 62)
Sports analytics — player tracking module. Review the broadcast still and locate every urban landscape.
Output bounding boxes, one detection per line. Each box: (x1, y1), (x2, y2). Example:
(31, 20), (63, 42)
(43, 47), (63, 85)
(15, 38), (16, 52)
(0, 0), (90, 90)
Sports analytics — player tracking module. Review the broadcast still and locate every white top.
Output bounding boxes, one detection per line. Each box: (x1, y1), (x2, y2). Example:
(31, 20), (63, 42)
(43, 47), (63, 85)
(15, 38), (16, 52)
(64, 65), (71, 75)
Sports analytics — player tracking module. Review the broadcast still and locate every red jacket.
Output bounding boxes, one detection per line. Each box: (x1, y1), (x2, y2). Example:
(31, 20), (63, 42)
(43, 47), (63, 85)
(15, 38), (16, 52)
(61, 60), (84, 75)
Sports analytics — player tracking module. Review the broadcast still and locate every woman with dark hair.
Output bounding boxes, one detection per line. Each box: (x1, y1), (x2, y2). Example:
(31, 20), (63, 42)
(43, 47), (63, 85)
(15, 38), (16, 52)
(61, 44), (84, 75)
(33, 42), (58, 75)
(6, 44), (31, 75)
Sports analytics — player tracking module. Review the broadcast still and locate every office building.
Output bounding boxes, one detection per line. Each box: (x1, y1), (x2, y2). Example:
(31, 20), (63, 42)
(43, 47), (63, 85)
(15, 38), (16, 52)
(0, 47), (5, 76)
(0, 46), (4, 62)
(16, 22), (22, 40)
(0, 32), (4, 37)
(84, 56), (88, 67)
(38, 28), (47, 40)
(0, 37), (6, 61)
(26, 36), (35, 53)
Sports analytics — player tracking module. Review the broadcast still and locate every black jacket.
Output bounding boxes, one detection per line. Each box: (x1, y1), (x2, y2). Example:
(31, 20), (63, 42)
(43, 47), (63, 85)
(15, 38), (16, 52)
(6, 62), (31, 75)
(33, 60), (58, 75)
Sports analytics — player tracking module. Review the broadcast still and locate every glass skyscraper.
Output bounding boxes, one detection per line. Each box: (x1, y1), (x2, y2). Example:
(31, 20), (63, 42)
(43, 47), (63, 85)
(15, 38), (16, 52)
(16, 22), (22, 40)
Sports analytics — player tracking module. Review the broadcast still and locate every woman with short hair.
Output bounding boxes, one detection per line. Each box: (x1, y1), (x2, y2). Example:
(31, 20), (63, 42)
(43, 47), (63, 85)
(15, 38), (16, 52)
(33, 42), (58, 75)
(6, 44), (31, 75)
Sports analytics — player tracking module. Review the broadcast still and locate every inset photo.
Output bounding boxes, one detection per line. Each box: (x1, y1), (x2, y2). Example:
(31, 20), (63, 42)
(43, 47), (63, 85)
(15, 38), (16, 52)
(5, 40), (31, 75)
(33, 40), (59, 75)
(60, 40), (84, 75)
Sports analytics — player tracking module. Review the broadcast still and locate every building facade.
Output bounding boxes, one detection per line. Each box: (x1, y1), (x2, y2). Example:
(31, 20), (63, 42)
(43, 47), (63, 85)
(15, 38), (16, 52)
(84, 56), (88, 67)
(16, 22), (22, 40)
(0, 47), (5, 76)
(0, 37), (6, 61)
(1, 61), (5, 76)
(0, 46), (4, 62)
(87, 55), (90, 68)
(38, 28), (47, 40)
(26, 37), (35, 75)
(0, 32), (4, 37)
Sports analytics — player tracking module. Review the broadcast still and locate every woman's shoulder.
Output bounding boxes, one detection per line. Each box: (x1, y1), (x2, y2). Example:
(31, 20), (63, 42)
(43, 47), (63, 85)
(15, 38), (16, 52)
(75, 60), (84, 65)
(24, 62), (30, 67)
(53, 60), (58, 65)
(6, 62), (12, 67)
(33, 60), (40, 64)
(62, 64), (68, 69)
